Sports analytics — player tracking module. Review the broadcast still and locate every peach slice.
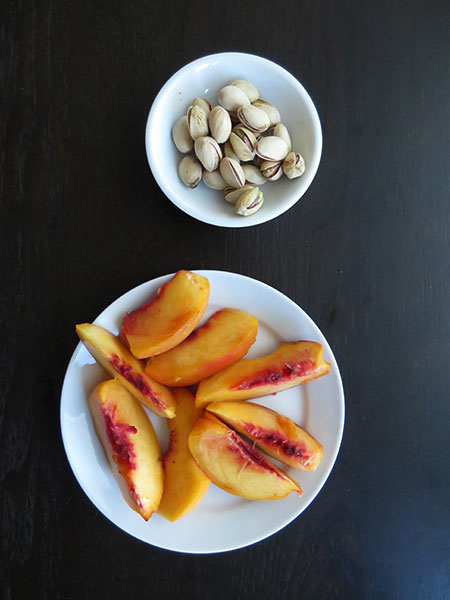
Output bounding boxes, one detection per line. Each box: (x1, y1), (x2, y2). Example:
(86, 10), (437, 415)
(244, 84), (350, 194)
(89, 379), (163, 520)
(158, 388), (210, 521)
(207, 401), (323, 471)
(76, 323), (176, 418)
(121, 270), (210, 359)
(145, 308), (258, 386)
(188, 414), (302, 500)
(196, 341), (330, 408)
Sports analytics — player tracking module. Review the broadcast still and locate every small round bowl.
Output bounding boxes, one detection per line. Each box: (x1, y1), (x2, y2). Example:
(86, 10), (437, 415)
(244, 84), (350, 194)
(146, 52), (322, 228)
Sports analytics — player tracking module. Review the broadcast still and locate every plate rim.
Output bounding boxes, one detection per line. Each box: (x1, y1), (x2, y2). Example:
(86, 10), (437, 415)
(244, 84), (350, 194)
(60, 270), (344, 553)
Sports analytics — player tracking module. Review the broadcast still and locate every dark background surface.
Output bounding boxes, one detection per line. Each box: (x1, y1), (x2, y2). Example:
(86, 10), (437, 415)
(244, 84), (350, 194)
(2, 1), (450, 598)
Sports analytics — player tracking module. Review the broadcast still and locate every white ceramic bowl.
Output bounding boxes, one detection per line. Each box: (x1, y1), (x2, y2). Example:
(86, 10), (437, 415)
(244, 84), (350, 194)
(146, 52), (322, 227)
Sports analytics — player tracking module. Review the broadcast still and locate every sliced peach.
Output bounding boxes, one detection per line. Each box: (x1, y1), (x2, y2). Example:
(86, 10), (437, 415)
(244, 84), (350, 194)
(196, 341), (330, 408)
(158, 388), (210, 521)
(89, 379), (163, 520)
(76, 323), (176, 418)
(145, 308), (258, 387)
(121, 270), (210, 359)
(188, 414), (301, 500)
(207, 401), (323, 471)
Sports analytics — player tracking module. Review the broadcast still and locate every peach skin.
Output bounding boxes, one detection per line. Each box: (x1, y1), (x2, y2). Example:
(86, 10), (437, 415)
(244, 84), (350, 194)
(207, 401), (323, 471)
(76, 323), (176, 418)
(195, 341), (330, 408)
(188, 414), (302, 500)
(158, 388), (210, 521)
(121, 270), (210, 359)
(145, 308), (258, 386)
(89, 379), (163, 520)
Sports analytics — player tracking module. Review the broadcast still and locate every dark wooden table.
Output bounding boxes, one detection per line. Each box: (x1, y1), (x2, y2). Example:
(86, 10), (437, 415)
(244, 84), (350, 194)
(2, 1), (450, 598)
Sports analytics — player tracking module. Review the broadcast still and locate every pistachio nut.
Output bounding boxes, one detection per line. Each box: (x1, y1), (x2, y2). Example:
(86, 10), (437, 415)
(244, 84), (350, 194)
(229, 125), (257, 162)
(172, 116), (194, 153)
(192, 97), (212, 116)
(252, 99), (281, 127)
(223, 140), (241, 162)
(202, 169), (227, 190)
(283, 152), (306, 179)
(231, 79), (259, 103)
(237, 104), (270, 133)
(234, 187), (264, 216)
(218, 85), (250, 112)
(271, 123), (292, 153)
(178, 156), (202, 188)
(219, 157), (246, 188)
(256, 136), (289, 161)
(187, 105), (209, 140)
(194, 136), (223, 172)
(224, 184), (256, 204)
(242, 164), (267, 185)
(260, 160), (283, 181)
(208, 106), (232, 144)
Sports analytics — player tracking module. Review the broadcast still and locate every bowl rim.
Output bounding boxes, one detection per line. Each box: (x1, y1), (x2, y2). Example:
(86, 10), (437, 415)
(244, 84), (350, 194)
(145, 52), (323, 228)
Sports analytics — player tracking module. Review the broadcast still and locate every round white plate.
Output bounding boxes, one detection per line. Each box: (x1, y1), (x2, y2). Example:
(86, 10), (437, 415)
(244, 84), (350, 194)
(60, 271), (344, 553)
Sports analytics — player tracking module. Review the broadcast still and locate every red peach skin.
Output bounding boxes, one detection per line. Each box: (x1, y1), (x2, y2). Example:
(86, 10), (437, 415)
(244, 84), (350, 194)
(195, 341), (331, 408)
(146, 308), (258, 386)
(207, 401), (323, 471)
(89, 379), (163, 520)
(121, 270), (210, 359)
(188, 414), (301, 500)
(76, 323), (176, 418)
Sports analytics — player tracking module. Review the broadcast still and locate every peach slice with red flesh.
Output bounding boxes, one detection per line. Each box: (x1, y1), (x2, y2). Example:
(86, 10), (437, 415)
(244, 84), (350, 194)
(158, 388), (210, 521)
(76, 323), (176, 418)
(121, 270), (210, 359)
(195, 341), (330, 408)
(89, 379), (163, 520)
(188, 414), (301, 500)
(207, 401), (323, 471)
(145, 308), (258, 387)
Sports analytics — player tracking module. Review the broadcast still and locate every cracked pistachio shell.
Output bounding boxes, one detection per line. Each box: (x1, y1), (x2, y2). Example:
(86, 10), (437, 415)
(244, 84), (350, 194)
(235, 187), (264, 216)
(194, 136), (223, 172)
(229, 126), (257, 162)
(231, 79), (259, 103)
(187, 105), (209, 140)
(219, 157), (246, 188)
(178, 156), (202, 188)
(260, 160), (283, 181)
(256, 136), (289, 161)
(218, 85), (250, 112)
(237, 104), (270, 133)
(208, 106), (232, 144)
(172, 116), (194, 153)
(192, 97), (212, 116)
(283, 152), (306, 179)
(271, 123), (292, 153)
(242, 164), (267, 185)
(223, 140), (240, 162)
(202, 169), (227, 190)
(224, 184), (256, 204)
(252, 99), (281, 127)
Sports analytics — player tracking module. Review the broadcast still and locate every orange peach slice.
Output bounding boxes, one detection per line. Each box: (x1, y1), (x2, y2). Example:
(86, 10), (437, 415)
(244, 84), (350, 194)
(196, 341), (330, 408)
(121, 270), (210, 359)
(158, 388), (210, 521)
(145, 308), (258, 386)
(188, 414), (301, 500)
(89, 379), (163, 520)
(76, 323), (176, 418)
(207, 401), (323, 471)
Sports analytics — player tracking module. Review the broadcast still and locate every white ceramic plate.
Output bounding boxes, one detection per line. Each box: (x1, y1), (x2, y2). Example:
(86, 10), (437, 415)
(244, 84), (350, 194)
(60, 271), (344, 553)
(146, 53), (322, 227)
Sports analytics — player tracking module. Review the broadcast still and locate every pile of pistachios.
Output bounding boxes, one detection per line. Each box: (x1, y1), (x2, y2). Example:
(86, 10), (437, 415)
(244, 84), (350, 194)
(172, 80), (305, 217)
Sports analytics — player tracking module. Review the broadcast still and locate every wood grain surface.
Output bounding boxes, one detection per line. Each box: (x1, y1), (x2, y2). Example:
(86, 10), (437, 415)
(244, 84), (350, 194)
(2, 1), (450, 598)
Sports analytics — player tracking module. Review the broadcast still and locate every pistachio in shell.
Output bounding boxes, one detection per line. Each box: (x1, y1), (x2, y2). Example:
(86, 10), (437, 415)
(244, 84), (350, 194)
(172, 116), (194, 153)
(219, 157), (246, 188)
(256, 136), (289, 161)
(223, 140), (241, 163)
(202, 169), (227, 190)
(229, 125), (257, 162)
(187, 105), (209, 140)
(260, 160), (283, 181)
(234, 187), (264, 216)
(218, 85), (250, 112)
(231, 80), (259, 103)
(242, 164), (267, 185)
(283, 152), (306, 179)
(192, 97), (212, 116)
(208, 106), (232, 144)
(194, 136), (223, 172)
(224, 184), (256, 204)
(252, 99), (281, 127)
(271, 123), (292, 153)
(237, 104), (270, 133)
(178, 156), (202, 188)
